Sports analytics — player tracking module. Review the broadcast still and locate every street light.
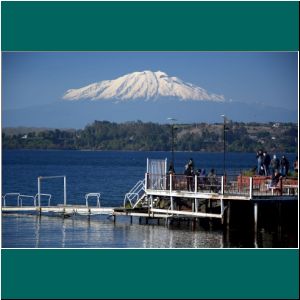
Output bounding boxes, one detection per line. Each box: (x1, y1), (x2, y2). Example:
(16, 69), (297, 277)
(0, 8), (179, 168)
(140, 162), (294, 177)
(167, 117), (177, 169)
(221, 114), (226, 176)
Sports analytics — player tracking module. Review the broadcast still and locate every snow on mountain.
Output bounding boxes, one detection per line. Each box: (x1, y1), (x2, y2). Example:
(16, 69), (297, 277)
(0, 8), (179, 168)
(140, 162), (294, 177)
(63, 70), (225, 102)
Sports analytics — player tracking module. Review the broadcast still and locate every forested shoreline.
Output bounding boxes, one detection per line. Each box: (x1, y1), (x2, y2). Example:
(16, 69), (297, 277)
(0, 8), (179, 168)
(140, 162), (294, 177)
(2, 121), (298, 153)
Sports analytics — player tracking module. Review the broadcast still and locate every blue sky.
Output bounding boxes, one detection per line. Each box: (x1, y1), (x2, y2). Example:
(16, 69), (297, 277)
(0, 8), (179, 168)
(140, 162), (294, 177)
(2, 51), (298, 111)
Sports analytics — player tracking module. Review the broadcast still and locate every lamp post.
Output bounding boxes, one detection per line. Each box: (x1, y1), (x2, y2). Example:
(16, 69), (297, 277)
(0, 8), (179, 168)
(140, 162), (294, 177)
(167, 117), (177, 168)
(221, 114), (226, 176)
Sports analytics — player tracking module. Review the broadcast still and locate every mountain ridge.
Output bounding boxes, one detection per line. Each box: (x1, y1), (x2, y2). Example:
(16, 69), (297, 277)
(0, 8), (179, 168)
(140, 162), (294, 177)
(63, 70), (225, 102)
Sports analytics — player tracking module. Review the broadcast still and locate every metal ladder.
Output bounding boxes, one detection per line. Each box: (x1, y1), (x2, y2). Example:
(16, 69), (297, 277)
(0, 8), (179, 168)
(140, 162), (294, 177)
(123, 179), (146, 208)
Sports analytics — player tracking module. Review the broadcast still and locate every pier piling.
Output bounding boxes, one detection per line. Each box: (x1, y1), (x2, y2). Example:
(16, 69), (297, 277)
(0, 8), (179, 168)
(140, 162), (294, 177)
(254, 202), (258, 234)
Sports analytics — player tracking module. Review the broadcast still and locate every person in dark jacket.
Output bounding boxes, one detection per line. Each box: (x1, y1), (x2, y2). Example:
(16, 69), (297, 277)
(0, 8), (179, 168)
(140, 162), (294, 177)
(262, 151), (271, 176)
(188, 158), (194, 169)
(270, 154), (280, 176)
(280, 155), (290, 176)
(256, 150), (264, 175)
(293, 156), (298, 174)
(184, 164), (194, 191)
(271, 170), (282, 187)
(167, 163), (176, 189)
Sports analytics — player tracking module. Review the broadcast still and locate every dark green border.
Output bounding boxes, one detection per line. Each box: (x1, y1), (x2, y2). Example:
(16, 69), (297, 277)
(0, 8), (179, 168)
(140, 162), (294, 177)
(2, 249), (299, 299)
(1, 1), (299, 299)
(1, 1), (299, 51)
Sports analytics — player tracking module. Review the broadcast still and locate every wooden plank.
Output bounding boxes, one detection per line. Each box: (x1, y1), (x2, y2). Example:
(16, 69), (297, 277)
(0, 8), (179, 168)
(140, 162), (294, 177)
(151, 208), (223, 218)
(146, 189), (250, 201)
(1, 206), (114, 214)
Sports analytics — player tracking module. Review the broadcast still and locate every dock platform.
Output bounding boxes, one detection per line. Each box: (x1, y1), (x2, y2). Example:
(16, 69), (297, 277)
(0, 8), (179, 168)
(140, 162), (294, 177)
(2, 164), (298, 232)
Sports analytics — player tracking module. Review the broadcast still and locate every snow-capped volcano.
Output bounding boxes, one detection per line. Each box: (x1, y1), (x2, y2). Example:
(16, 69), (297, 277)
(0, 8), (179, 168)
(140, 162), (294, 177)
(63, 70), (225, 102)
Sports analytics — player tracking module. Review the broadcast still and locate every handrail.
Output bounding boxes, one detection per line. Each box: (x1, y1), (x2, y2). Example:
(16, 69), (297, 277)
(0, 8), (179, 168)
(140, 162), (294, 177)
(85, 193), (101, 208)
(19, 194), (36, 207)
(2, 193), (53, 207)
(35, 193), (52, 206)
(124, 179), (146, 208)
(130, 180), (145, 194)
(145, 173), (298, 197)
(2, 193), (21, 207)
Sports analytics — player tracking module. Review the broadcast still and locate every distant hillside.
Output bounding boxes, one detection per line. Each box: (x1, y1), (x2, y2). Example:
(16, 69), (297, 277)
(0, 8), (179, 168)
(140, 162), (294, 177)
(2, 121), (298, 153)
(2, 126), (75, 136)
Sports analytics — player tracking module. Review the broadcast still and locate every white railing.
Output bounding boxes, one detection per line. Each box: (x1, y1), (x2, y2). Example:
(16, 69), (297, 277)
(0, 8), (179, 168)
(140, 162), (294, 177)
(2, 193), (52, 207)
(145, 173), (298, 199)
(19, 194), (36, 207)
(146, 173), (222, 193)
(85, 193), (101, 208)
(2, 193), (20, 207)
(123, 179), (146, 208)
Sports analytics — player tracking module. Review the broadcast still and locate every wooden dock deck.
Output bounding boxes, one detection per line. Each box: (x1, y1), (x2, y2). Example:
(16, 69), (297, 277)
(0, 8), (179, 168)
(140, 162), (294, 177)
(1, 205), (114, 215)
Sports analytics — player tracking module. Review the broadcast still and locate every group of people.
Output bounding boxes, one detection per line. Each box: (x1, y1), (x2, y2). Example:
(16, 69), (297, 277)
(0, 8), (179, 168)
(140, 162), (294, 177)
(256, 150), (292, 177)
(168, 158), (218, 192)
(167, 153), (297, 192)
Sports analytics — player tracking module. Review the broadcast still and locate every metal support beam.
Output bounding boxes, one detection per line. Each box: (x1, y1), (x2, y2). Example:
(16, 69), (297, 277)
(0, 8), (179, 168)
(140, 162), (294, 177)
(38, 177), (41, 207)
(221, 176), (224, 195)
(254, 202), (258, 234)
(145, 172), (148, 190)
(170, 174), (174, 211)
(250, 177), (253, 199)
(63, 176), (67, 206)
(226, 201), (230, 226)
(195, 199), (198, 213)
(220, 199), (224, 224)
(194, 175), (198, 212)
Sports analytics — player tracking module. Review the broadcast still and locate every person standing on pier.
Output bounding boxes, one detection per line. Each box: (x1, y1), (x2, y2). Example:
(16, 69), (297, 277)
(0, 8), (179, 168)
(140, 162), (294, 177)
(280, 155), (290, 177)
(270, 170), (283, 195)
(168, 163), (176, 189)
(256, 150), (264, 175)
(271, 170), (282, 187)
(270, 154), (280, 176)
(184, 164), (194, 191)
(168, 163), (175, 175)
(262, 151), (271, 176)
(188, 158), (194, 169)
(293, 156), (298, 174)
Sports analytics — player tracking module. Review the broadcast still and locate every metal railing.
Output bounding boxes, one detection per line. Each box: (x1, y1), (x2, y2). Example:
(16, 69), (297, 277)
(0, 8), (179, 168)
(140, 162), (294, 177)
(2, 193), (52, 207)
(146, 173), (222, 193)
(85, 193), (101, 207)
(2, 193), (21, 207)
(123, 179), (146, 208)
(19, 194), (36, 207)
(145, 173), (298, 198)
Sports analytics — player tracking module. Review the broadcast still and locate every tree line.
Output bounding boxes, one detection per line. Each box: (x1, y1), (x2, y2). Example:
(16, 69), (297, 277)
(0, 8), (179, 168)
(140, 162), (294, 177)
(2, 120), (298, 153)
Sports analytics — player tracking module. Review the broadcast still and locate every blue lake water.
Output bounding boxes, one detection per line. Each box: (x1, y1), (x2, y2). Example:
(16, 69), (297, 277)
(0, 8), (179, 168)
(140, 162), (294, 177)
(2, 150), (298, 248)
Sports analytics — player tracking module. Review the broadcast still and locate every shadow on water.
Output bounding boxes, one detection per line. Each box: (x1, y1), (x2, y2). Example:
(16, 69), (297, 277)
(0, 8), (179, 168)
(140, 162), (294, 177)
(222, 201), (298, 248)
